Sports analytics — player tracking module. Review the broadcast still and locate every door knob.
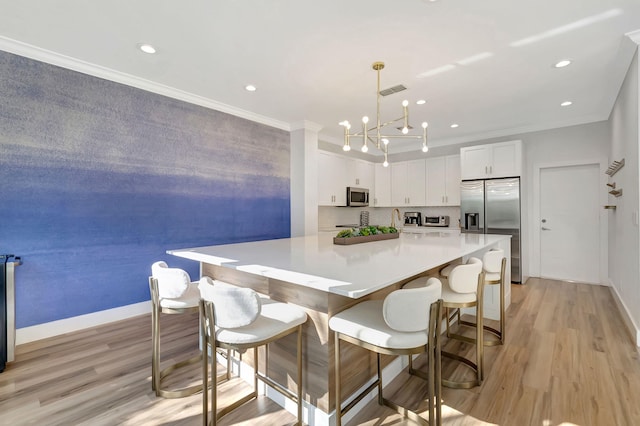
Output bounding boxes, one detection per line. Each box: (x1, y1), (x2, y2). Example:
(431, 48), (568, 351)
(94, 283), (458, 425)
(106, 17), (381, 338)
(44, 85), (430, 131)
(541, 227), (551, 231)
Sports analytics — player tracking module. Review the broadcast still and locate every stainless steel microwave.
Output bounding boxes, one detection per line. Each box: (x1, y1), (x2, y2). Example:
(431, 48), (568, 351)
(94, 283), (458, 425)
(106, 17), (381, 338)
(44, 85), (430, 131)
(346, 187), (369, 207)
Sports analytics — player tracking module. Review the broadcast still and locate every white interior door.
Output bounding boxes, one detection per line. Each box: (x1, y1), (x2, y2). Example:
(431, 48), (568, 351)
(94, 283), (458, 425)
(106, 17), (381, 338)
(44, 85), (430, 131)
(539, 164), (600, 283)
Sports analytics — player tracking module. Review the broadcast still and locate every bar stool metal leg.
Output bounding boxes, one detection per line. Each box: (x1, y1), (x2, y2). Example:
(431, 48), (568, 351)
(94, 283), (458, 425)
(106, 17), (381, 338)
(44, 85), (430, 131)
(149, 277), (202, 399)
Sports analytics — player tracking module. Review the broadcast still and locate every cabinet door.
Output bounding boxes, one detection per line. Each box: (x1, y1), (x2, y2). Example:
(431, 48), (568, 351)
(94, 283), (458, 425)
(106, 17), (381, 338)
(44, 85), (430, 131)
(318, 152), (346, 206)
(445, 154), (461, 205)
(426, 157), (446, 206)
(391, 162), (408, 206)
(490, 141), (522, 178)
(374, 163), (391, 207)
(406, 159), (426, 206)
(460, 145), (491, 180)
(353, 160), (375, 190)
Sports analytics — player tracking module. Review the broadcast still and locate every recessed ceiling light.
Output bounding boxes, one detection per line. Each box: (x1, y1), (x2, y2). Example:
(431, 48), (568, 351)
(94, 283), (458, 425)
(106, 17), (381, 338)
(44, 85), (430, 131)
(245, 85), (257, 92)
(416, 99), (426, 105)
(554, 59), (571, 68)
(561, 101), (573, 106)
(138, 44), (156, 54)
(450, 123), (459, 128)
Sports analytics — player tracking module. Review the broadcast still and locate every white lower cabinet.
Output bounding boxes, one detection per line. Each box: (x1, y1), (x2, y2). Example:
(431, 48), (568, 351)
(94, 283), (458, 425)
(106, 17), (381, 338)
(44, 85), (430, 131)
(426, 154), (460, 206)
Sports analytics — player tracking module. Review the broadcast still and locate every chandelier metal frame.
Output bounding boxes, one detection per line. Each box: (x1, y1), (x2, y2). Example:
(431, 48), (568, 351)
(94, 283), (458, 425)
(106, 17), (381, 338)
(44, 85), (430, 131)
(340, 61), (428, 167)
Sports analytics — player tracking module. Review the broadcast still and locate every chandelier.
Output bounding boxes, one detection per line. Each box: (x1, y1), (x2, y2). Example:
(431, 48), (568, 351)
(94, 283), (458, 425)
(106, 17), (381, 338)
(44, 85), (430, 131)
(340, 61), (428, 167)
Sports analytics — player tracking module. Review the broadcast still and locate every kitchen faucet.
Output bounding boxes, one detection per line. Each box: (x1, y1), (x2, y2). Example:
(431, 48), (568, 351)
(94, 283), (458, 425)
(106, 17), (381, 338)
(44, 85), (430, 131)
(391, 208), (401, 228)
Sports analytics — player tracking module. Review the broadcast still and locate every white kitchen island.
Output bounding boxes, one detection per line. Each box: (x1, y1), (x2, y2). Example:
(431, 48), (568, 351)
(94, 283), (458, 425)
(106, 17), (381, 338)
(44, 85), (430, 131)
(168, 231), (510, 425)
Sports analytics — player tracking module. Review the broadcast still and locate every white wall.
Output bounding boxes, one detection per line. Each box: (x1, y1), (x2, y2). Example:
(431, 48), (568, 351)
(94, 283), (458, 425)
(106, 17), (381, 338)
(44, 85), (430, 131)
(608, 48), (640, 345)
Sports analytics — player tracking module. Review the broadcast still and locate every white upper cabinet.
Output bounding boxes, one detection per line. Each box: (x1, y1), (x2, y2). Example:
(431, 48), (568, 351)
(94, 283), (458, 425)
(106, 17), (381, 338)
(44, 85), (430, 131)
(426, 154), (460, 206)
(374, 163), (391, 207)
(460, 140), (522, 180)
(318, 151), (347, 206)
(347, 159), (374, 190)
(445, 154), (461, 205)
(391, 159), (426, 206)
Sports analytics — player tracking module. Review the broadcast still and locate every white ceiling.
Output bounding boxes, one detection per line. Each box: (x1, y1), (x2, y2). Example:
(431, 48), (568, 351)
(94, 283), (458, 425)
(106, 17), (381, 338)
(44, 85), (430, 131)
(1, 0), (639, 155)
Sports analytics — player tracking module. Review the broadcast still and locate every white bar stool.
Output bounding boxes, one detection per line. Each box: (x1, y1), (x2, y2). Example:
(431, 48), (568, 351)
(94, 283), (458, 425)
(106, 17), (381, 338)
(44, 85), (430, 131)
(149, 261), (203, 398)
(460, 249), (507, 346)
(329, 278), (443, 426)
(404, 258), (485, 389)
(199, 277), (307, 426)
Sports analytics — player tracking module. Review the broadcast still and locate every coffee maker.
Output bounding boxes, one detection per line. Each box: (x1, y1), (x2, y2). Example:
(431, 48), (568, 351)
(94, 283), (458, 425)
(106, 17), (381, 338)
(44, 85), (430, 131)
(403, 212), (422, 227)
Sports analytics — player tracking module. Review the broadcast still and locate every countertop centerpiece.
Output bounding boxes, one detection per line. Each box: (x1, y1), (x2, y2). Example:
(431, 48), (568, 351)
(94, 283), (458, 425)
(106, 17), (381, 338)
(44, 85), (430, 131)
(333, 225), (399, 245)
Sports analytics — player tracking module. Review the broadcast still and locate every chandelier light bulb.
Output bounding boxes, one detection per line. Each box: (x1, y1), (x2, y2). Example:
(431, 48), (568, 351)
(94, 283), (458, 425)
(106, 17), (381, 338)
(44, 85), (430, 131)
(422, 122), (428, 128)
(361, 144), (369, 153)
(382, 138), (389, 145)
(402, 100), (409, 107)
(362, 116), (369, 124)
(383, 160), (389, 167)
(402, 127), (409, 134)
(343, 145), (351, 151)
(422, 145), (429, 153)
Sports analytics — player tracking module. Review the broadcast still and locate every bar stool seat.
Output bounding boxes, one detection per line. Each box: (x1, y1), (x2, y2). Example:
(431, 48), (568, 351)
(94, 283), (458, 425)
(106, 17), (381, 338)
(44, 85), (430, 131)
(404, 258), (485, 389)
(149, 261), (203, 399)
(199, 278), (307, 426)
(330, 278), (443, 426)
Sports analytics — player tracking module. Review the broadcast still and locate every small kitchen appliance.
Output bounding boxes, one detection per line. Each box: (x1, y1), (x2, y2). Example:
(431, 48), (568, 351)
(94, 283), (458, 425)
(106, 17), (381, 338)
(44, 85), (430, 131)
(403, 212), (422, 227)
(346, 187), (369, 207)
(423, 215), (450, 227)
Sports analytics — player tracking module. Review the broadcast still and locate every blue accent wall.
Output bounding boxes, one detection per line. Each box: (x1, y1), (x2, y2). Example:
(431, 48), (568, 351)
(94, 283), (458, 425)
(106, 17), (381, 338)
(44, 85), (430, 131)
(0, 51), (291, 328)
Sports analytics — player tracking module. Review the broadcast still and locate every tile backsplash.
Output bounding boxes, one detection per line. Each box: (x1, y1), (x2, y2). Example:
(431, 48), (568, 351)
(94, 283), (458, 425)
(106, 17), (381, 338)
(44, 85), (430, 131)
(319, 206), (461, 230)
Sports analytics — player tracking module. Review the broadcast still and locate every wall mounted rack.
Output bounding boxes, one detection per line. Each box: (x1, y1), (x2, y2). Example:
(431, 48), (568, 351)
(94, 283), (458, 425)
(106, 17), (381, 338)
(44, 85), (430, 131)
(606, 159), (624, 176)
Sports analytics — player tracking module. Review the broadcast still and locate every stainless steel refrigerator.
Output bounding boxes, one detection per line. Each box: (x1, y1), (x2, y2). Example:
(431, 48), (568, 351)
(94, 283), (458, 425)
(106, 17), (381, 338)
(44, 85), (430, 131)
(460, 178), (521, 283)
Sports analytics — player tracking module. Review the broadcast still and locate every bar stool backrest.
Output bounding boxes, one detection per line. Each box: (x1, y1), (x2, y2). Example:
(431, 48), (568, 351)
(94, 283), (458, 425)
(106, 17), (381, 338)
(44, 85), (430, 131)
(483, 249), (504, 274)
(383, 277), (441, 332)
(199, 277), (262, 329)
(448, 257), (482, 294)
(151, 261), (190, 299)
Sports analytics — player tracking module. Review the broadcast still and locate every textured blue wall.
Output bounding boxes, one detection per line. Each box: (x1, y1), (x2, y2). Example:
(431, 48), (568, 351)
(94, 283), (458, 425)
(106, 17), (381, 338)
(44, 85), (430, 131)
(0, 51), (291, 328)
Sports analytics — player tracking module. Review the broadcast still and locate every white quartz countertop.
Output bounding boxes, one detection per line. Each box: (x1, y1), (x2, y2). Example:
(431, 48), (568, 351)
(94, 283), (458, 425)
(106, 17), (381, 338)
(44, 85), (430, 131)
(168, 232), (509, 299)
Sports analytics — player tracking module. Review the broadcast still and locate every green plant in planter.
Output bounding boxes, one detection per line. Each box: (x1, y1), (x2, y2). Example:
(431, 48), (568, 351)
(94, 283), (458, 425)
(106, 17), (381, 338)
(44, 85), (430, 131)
(335, 226), (398, 238)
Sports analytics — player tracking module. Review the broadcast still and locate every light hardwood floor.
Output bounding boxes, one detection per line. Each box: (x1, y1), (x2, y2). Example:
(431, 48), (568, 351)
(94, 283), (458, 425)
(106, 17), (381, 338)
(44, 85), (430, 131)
(1, 278), (639, 425)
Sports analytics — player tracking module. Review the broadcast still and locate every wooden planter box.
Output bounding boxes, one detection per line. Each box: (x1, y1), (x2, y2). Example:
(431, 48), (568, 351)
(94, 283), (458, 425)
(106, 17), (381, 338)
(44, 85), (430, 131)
(333, 232), (399, 245)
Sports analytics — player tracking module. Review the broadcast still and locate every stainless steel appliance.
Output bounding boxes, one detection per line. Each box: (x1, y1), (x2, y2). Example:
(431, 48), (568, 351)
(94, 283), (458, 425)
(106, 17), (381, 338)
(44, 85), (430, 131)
(404, 212), (422, 226)
(423, 215), (450, 227)
(460, 178), (521, 283)
(346, 187), (369, 207)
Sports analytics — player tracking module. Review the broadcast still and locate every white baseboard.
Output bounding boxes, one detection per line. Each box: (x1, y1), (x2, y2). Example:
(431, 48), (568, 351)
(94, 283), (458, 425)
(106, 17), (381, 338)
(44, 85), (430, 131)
(608, 279), (640, 347)
(16, 301), (151, 345)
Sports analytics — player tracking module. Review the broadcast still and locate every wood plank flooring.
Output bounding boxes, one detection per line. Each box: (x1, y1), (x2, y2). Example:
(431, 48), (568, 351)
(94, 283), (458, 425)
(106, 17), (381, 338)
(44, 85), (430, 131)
(1, 278), (639, 425)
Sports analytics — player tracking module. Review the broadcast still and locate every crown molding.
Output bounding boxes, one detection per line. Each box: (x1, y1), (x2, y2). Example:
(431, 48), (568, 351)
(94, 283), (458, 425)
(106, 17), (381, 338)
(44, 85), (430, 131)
(0, 36), (291, 132)
(290, 120), (323, 132)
